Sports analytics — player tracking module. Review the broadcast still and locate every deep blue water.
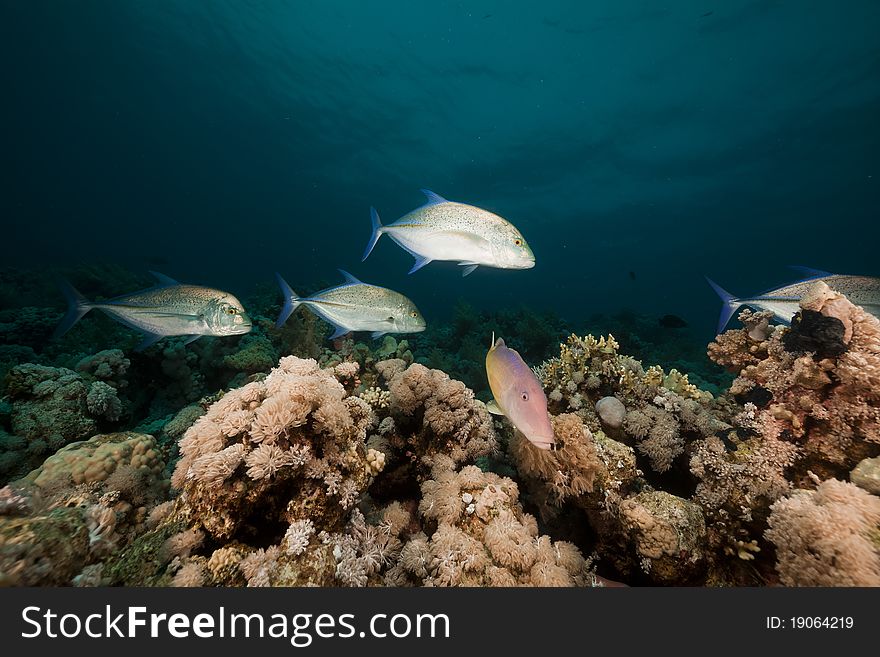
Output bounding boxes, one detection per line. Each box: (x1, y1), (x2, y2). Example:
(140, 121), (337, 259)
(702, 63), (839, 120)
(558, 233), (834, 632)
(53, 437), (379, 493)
(4, 1), (879, 338)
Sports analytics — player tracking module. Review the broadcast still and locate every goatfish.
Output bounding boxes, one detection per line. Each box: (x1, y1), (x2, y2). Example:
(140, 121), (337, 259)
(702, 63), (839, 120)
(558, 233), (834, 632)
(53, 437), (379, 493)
(275, 270), (426, 339)
(53, 271), (252, 351)
(485, 334), (555, 450)
(706, 266), (880, 334)
(362, 189), (535, 276)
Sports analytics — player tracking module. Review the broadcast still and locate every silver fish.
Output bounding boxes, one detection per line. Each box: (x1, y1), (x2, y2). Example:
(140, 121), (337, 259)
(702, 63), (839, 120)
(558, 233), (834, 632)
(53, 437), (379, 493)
(53, 271), (252, 350)
(275, 270), (426, 339)
(707, 267), (880, 333)
(362, 189), (535, 276)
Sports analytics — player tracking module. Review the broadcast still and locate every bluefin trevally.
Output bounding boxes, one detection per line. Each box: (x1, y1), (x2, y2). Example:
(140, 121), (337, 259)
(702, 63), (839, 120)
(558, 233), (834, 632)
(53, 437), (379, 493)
(706, 266), (880, 334)
(53, 271), (252, 350)
(275, 270), (426, 340)
(362, 189), (535, 276)
(485, 333), (555, 450)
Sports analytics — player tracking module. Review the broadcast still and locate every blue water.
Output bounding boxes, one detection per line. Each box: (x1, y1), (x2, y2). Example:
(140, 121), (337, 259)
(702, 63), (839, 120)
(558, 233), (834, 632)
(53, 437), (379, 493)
(3, 1), (879, 336)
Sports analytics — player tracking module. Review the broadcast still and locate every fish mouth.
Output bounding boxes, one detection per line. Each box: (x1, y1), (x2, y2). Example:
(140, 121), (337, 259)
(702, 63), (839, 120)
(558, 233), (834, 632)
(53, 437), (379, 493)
(530, 437), (555, 450)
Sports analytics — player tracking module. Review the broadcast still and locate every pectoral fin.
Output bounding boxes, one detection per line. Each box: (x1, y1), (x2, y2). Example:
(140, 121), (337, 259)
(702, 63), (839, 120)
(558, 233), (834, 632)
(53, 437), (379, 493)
(486, 399), (505, 416)
(149, 271), (180, 286)
(328, 325), (350, 340)
(408, 255), (433, 274)
(135, 333), (164, 352)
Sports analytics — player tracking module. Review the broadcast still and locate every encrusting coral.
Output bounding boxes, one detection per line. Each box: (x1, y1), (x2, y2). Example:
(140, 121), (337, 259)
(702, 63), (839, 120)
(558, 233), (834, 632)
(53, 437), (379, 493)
(0, 432), (169, 586)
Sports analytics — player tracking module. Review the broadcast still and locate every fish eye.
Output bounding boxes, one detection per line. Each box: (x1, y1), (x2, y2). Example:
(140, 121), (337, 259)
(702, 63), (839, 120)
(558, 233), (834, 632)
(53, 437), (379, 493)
(521, 391), (529, 401)
(514, 238), (522, 246)
(410, 311), (419, 318)
(225, 306), (237, 315)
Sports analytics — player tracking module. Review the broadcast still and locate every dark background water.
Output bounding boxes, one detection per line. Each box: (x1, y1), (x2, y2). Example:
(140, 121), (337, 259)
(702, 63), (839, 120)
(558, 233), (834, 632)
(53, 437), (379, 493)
(4, 1), (879, 340)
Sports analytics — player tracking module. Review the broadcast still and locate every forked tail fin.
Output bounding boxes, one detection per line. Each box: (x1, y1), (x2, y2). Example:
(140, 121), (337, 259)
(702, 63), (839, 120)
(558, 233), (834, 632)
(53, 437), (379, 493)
(705, 276), (742, 334)
(275, 273), (302, 328)
(362, 207), (384, 261)
(52, 279), (92, 339)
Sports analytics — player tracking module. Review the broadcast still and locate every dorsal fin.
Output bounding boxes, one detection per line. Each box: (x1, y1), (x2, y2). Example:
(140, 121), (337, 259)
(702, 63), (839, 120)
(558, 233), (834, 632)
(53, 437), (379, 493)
(420, 189), (449, 206)
(337, 269), (362, 285)
(149, 271), (180, 286)
(787, 265), (833, 280)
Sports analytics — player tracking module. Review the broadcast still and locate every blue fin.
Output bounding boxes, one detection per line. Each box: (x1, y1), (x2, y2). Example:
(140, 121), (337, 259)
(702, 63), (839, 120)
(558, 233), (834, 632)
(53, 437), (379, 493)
(705, 276), (742, 334)
(183, 335), (201, 346)
(275, 273), (302, 328)
(408, 255), (433, 274)
(420, 189), (449, 205)
(52, 279), (93, 339)
(149, 271), (180, 286)
(371, 331), (387, 339)
(338, 269), (362, 285)
(787, 265), (833, 280)
(135, 333), (163, 352)
(460, 264), (478, 277)
(362, 207), (384, 262)
(328, 325), (350, 340)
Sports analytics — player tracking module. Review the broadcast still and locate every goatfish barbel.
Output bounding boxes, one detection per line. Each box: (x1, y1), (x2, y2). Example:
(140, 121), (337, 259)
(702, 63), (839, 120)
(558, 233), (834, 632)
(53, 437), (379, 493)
(275, 270), (426, 339)
(485, 334), (555, 450)
(53, 271), (252, 351)
(362, 189), (535, 276)
(706, 266), (880, 334)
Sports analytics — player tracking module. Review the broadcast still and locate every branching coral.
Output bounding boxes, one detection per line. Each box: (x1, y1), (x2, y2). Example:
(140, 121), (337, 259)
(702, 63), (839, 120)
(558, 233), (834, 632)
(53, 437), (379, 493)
(535, 334), (721, 475)
(87, 381), (123, 422)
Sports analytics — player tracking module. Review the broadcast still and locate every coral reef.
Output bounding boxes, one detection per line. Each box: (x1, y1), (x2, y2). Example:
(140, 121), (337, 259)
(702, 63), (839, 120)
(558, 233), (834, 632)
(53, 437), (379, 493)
(1, 264), (878, 588)
(0, 432), (169, 585)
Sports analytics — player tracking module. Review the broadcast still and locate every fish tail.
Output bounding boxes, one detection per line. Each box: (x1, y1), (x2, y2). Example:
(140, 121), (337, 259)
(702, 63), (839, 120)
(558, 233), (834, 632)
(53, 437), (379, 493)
(705, 276), (742, 334)
(361, 207), (384, 262)
(275, 273), (302, 328)
(52, 279), (93, 339)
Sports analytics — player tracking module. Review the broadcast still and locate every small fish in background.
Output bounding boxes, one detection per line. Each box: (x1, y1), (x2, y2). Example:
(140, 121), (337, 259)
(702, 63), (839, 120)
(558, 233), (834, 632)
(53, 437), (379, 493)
(275, 270), (426, 339)
(706, 266), (880, 333)
(53, 271), (252, 351)
(628, 270), (636, 281)
(485, 334), (555, 450)
(658, 314), (688, 329)
(362, 189), (535, 277)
